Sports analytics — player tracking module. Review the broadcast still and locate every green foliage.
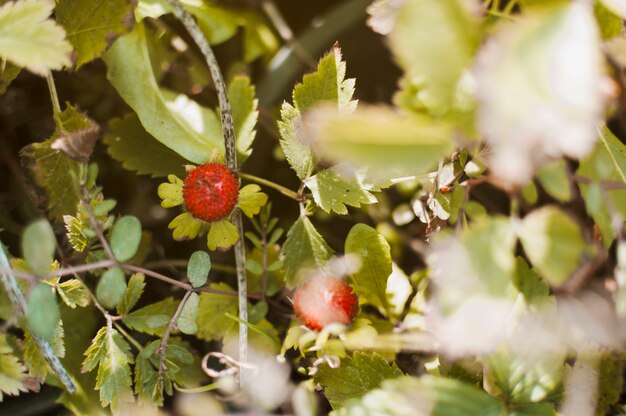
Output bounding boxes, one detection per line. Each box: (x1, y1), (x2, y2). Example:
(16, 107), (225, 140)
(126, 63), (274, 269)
(187, 251), (211, 288)
(104, 114), (188, 178)
(116, 273), (145, 316)
(96, 267), (127, 309)
(577, 127), (626, 247)
(345, 224), (392, 314)
(0, 334), (28, 401)
(536, 160), (572, 202)
(123, 297), (177, 336)
(519, 206), (588, 287)
(57, 279), (90, 309)
(26, 283), (60, 342)
(23, 322), (65, 381)
(305, 168), (378, 215)
(176, 292), (199, 335)
(103, 23), (222, 164)
(594, 0), (623, 39)
(238, 184), (269, 218)
(21, 219), (55, 277)
(55, 0), (136, 68)
(230, 75), (259, 163)
(196, 283), (238, 341)
(168, 213), (203, 241)
(158, 174), (184, 208)
(207, 219), (240, 251)
(314, 352), (403, 409)
(511, 258), (550, 304)
(281, 216), (334, 287)
(110, 216), (142, 262)
(0, 0), (72, 75)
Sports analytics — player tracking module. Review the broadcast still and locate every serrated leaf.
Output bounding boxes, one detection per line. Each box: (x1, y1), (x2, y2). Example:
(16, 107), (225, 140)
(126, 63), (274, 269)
(58, 279), (90, 308)
(22, 219), (55, 277)
(169, 212), (203, 241)
(314, 352), (403, 409)
(196, 283), (237, 341)
(176, 292), (199, 335)
(123, 297), (178, 336)
(103, 23), (222, 164)
(20, 105), (89, 222)
(96, 267), (127, 309)
(305, 168), (377, 215)
(95, 327), (133, 411)
(26, 282), (60, 342)
(278, 103), (314, 180)
(63, 214), (89, 253)
(388, 0), (479, 113)
(230, 75), (258, 162)
(345, 224), (392, 314)
(0, 0), (72, 75)
(238, 184), (268, 218)
(110, 216), (142, 262)
(310, 106), (453, 181)
(281, 217), (334, 288)
(537, 160), (572, 202)
(103, 114), (187, 178)
(134, 340), (163, 405)
(207, 219), (239, 251)
(187, 251), (211, 288)
(55, 0), (135, 68)
(577, 127), (626, 247)
(82, 327), (107, 373)
(0, 334), (28, 401)
(519, 206), (588, 287)
(116, 273), (145, 316)
(23, 322), (64, 381)
(158, 174), (184, 208)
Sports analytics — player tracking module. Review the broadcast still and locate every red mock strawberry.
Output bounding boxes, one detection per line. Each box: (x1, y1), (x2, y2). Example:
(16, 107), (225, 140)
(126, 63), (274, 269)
(183, 163), (238, 222)
(292, 275), (359, 331)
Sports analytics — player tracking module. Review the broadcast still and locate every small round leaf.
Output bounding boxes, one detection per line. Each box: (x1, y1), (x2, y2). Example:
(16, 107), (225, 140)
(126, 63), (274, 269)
(187, 251), (211, 288)
(110, 216), (142, 262)
(96, 267), (127, 309)
(27, 282), (60, 341)
(22, 219), (56, 277)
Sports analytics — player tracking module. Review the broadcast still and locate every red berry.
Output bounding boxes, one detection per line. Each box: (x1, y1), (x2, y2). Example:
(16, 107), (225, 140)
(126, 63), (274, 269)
(292, 275), (359, 331)
(183, 163), (238, 222)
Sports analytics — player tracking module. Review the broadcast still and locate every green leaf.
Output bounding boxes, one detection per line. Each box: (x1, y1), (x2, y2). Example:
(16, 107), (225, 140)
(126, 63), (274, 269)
(0, 334), (28, 401)
(238, 184), (268, 218)
(278, 47), (356, 180)
(82, 327), (107, 373)
(116, 273), (145, 316)
(596, 354), (624, 413)
(169, 212), (203, 241)
(103, 23), (222, 164)
(281, 217), (334, 288)
(0, 61), (20, 95)
(314, 352), (403, 409)
(176, 292), (199, 335)
(278, 103), (315, 180)
(511, 258), (549, 304)
(577, 127), (626, 247)
(305, 168), (378, 215)
(388, 0), (479, 112)
(20, 105), (88, 222)
(187, 251), (211, 288)
(63, 214), (89, 253)
(103, 114), (187, 178)
(462, 216), (516, 296)
(594, 0), (623, 39)
(123, 297), (178, 336)
(207, 219), (239, 251)
(55, 0), (135, 68)
(134, 340), (163, 405)
(22, 219), (55, 277)
(26, 282), (60, 342)
(57, 279), (90, 308)
(293, 47), (356, 113)
(311, 106), (453, 180)
(23, 322), (64, 381)
(519, 206), (588, 287)
(110, 216), (142, 262)
(0, 0), (72, 75)
(345, 224), (392, 314)
(95, 327), (133, 411)
(196, 283), (238, 341)
(158, 174), (184, 208)
(96, 267), (127, 309)
(229, 75), (259, 163)
(537, 160), (572, 202)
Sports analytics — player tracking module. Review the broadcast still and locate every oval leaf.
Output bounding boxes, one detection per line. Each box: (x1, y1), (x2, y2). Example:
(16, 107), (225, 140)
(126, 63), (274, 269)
(96, 267), (127, 309)
(27, 283), (60, 341)
(110, 216), (142, 262)
(187, 251), (211, 288)
(22, 219), (56, 277)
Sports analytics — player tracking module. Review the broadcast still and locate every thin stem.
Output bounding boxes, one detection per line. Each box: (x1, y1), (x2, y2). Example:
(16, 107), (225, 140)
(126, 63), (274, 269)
(166, 0), (249, 381)
(114, 322), (143, 351)
(174, 382), (220, 393)
(46, 72), (62, 128)
(0, 259), (114, 281)
(158, 290), (193, 386)
(143, 259), (236, 274)
(120, 263), (192, 291)
(240, 172), (300, 201)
